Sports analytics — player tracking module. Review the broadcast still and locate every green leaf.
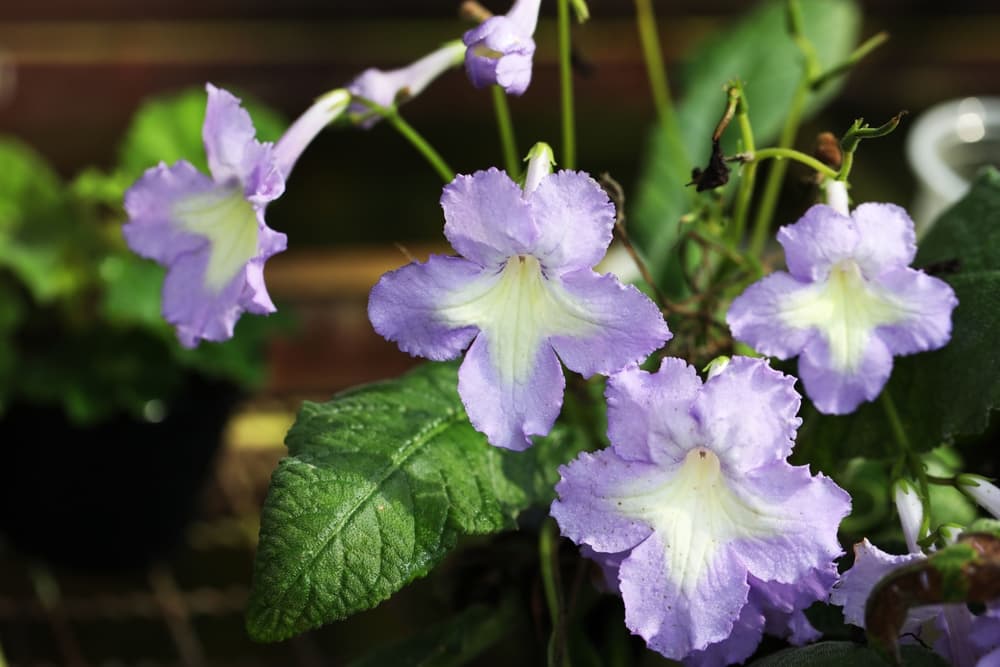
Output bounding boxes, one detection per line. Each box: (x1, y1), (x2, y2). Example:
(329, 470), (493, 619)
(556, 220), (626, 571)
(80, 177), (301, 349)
(118, 87), (286, 182)
(246, 363), (587, 642)
(629, 0), (861, 281)
(750, 641), (947, 667)
(795, 170), (1000, 465)
(346, 601), (517, 667)
(0, 139), (84, 301)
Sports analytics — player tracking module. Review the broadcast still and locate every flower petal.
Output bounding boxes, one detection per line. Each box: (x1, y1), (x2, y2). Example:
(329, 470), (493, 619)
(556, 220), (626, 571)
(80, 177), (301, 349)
(457, 333), (564, 451)
(798, 334), (893, 414)
(462, 17), (536, 96)
(682, 598), (765, 667)
(161, 250), (251, 348)
(441, 169), (536, 266)
(203, 84), (259, 185)
(727, 462), (850, 584)
(547, 270), (670, 378)
(620, 533), (751, 657)
(367, 254), (485, 361)
(123, 161), (215, 265)
(777, 204), (859, 282)
(851, 203), (917, 276)
(526, 171), (616, 272)
(604, 358), (702, 464)
(551, 448), (658, 554)
(874, 267), (958, 356)
(830, 539), (924, 628)
(726, 271), (817, 359)
(693, 357), (802, 470)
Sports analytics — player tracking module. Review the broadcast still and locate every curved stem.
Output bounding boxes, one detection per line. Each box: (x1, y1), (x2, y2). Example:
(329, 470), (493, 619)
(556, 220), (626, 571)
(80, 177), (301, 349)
(557, 0), (576, 169)
(730, 95), (757, 244)
(748, 78), (808, 258)
(540, 518), (569, 667)
(352, 95), (455, 183)
(634, 0), (674, 131)
(491, 85), (521, 177)
(744, 147), (838, 180)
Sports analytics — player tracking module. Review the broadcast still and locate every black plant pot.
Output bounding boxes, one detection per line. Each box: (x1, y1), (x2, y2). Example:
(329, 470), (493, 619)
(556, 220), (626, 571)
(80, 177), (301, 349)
(0, 375), (239, 570)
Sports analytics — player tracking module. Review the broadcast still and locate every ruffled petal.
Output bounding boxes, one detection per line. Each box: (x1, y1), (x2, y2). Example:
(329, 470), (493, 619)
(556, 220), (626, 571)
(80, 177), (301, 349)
(682, 600), (765, 667)
(441, 169), (536, 266)
(798, 334), (893, 414)
(547, 270), (670, 378)
(604, 358), (702, 464)
(551, 448), (659, 554)
(727, 463), (850, 584)
(873, 267), (958, 356)
(457, 333), (564, 450)
(830, 539), (925, 628)
(122, 161), (215, 265)
(777, 204), (859, 282)
(161, 250), (251, 348)
(726, 271), (817, 359)
(203, 84), (259, 185)
(693, 357), (802, 470)
(527, 171), (615, 272)
(620, 533), (751, 658)
(367, 254), (486, 361)
(851, 203), (917, 276)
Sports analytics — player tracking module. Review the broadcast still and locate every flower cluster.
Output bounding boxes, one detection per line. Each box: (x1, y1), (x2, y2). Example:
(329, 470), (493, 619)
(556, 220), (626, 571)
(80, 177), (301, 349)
(551, 357), (851, 665)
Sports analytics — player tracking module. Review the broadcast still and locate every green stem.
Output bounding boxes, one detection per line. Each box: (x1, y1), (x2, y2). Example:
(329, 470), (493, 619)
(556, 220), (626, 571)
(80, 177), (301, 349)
(881, 391), (933, 541)
(748, 80), (808, 257)
(540, 519), (569, 667)
(491, 85), (521, 177)
(557, 0), (576, 169)
(745, 147), (839, 180)
(730, 94), (757, 244)
(353, 96), (455, 183)
(634, 0), (675, 131)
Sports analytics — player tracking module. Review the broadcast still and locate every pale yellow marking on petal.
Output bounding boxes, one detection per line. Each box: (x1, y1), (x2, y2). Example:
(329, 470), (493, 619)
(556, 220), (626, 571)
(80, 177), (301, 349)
(615, 448), (780, 597)
(172, 186), (259, 292)
(778, 260), (907, 372)
(437, 255), (597, 384)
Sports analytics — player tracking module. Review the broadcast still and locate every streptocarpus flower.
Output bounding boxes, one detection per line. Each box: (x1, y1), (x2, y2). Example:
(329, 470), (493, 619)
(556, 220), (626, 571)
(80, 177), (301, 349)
(727, 201), (957, 414)
(551, 357), (851, 665)
(831, 538), (1000, 666)
(124, 84), (349, 347)
(368, 145), (669, 450)
(463, 0), (542, 96)
(347, 39), (465, 129)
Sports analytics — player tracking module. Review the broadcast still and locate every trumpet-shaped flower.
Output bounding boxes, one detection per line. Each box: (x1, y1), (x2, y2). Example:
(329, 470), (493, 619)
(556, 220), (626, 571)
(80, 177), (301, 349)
(727, 202), (957, 414)
(463, 0), (542, 96)
(551, 357), (851, 665)
(368, 153), (669, 450)
(347, 39), (466, 128)
(124, 84), (349, 347)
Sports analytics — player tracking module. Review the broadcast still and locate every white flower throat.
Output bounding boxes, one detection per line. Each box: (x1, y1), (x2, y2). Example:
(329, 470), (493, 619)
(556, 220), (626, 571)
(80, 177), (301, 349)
(779, 259), (907, 372)
(437, 254), (596, 382)
(173, 186), (259, 292)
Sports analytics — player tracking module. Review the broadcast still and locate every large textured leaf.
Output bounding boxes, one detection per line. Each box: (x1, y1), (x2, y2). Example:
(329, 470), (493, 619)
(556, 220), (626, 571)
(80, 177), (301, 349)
(630, 0), (861, 281)
(247, 363), (586, 642)
(795, 170), (1000, 465)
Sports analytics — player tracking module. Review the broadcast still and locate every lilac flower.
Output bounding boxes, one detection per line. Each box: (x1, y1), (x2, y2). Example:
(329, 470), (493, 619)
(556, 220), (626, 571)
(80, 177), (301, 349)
(463, 0), (542, 96)
(831, 539), (1000, 667)
(347, 39), (465, 129)
(124, 85), (349, 347)
(368, 146), (669, 450)
(727, 202), (957, 414)
(551, 357), (851, 665)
